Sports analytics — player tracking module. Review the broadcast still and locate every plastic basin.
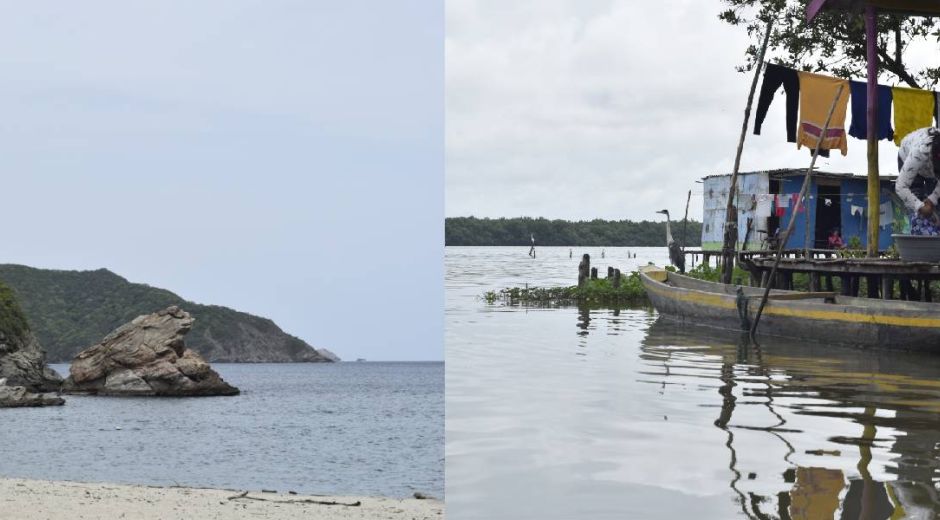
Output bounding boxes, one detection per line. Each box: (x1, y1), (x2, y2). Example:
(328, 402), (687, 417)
(892, 234), (940, 262)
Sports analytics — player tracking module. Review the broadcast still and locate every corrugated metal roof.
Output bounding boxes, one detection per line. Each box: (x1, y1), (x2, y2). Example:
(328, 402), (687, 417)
(702, 169), (897, 182)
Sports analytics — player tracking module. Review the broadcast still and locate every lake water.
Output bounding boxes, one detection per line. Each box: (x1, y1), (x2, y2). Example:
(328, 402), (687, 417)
(0, 362), (443, 498)
(447, 246), (940, 519)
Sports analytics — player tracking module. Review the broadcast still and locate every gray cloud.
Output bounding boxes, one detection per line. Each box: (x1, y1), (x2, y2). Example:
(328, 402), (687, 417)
(0, 0), (442, 361)
(447, 0), (904, 222)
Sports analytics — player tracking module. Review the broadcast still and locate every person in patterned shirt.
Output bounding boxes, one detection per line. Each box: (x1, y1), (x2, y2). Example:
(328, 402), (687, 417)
(896, 127), (940, 235)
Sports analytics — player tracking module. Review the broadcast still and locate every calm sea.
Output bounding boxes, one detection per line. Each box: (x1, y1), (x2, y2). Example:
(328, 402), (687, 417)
(447, 246), (940, 519)
(0, 362), (443, 498)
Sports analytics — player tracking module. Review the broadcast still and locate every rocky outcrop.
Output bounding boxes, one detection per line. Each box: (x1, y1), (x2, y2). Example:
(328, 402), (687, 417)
(63, 306), (239, 397)
(0, 378), (63, 407)
(0, 279), (62, 394)
(0, 331), (63, 393)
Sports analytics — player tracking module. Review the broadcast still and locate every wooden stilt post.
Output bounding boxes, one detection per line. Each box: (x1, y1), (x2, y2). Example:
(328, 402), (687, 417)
(865, 6), (880, 257)
(681, 189), (692, 251)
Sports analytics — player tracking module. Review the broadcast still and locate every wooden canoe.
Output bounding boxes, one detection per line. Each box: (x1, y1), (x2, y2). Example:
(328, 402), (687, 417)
(639, 265), (940, 351)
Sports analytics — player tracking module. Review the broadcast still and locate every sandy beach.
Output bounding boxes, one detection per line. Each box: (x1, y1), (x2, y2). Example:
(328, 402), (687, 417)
(0, 477), (444, 520)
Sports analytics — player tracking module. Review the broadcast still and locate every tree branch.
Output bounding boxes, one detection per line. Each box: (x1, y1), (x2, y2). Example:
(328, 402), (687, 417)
(877, 46), (921, 88)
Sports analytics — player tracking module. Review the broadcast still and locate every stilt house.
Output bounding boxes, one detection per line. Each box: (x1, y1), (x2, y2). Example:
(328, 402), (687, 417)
(701, 169), (903, 251)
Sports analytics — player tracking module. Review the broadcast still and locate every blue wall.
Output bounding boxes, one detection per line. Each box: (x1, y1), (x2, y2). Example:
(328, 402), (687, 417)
(838, 179), (894, 251)
(779, 177), (895, 251)
(779, 177), (814, 249)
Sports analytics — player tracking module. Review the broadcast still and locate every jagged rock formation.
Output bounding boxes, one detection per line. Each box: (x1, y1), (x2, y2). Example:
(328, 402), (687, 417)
(0, 378), (63, 407)
(0, 265), (332, 363)
(63, 306), (239, 397)
(0, 282), (62, 393)
(0, 332), (63, 393)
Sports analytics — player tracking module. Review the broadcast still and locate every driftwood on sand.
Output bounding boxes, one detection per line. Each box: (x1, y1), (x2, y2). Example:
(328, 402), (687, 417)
(227, 490), (361, 507)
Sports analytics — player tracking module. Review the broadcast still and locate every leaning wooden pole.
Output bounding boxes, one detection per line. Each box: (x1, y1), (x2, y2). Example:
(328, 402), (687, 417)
(804, 168), (813, 257)
(680, 189), (692, 250)
(865, 5), (880, 257)
(720, 21), (774, 284)
(750, 84), (844, 339)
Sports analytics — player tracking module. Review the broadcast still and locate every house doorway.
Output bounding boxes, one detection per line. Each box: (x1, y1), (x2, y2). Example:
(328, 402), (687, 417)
(814, 183), (842, 249)
(766, 179), (781, 239)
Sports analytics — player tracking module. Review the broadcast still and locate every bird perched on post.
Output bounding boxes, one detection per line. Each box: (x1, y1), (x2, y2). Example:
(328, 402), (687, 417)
(656, 209), (685, 273)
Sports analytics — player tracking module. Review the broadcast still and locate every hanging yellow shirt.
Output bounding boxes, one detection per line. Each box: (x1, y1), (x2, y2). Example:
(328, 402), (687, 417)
(797, 71), (850, 156)
(892, 86), (935, 145)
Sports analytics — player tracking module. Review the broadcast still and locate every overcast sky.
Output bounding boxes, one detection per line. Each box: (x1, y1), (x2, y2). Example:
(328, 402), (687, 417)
(0, 1), (442, 361)
(446, 0), (934, 222)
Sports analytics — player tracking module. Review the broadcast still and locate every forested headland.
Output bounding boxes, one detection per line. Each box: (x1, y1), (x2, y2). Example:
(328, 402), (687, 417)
(445, 217), (703, 247)
(0, 264), (331, 363)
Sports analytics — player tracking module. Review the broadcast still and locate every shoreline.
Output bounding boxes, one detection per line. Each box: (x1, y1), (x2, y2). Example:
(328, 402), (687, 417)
(0, 477), (444, 519)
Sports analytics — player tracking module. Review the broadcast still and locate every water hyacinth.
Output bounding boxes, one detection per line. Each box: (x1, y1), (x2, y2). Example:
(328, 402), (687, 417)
(482, 264), (757, 307)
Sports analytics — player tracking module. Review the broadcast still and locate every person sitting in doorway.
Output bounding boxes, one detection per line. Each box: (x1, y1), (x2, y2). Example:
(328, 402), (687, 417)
(896, 126), (940, 235)
(827, 228), (844, 249)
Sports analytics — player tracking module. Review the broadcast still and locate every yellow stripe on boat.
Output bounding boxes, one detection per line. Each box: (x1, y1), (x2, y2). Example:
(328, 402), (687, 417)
(643, 275), (940, 329)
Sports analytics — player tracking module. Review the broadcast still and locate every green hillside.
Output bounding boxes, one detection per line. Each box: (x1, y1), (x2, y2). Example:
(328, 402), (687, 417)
(0, 265), (329, 363)
(0, 280), (30, 348)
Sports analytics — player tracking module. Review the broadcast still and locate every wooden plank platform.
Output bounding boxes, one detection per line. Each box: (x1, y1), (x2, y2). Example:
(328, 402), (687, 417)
(738, 254), (940, 302)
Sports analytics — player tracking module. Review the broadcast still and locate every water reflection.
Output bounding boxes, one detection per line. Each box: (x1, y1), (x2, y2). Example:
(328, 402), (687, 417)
(638, 317), (940, 519)
(446, 247), (940, 519)
(577, 305), (591, 337)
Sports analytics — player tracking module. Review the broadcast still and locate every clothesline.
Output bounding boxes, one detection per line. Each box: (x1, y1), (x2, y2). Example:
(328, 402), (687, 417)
(693, 190), (896, 197)
(731, 192), (900, 226)
(755, 63), (939, 155)
(715, 191), (896, 198)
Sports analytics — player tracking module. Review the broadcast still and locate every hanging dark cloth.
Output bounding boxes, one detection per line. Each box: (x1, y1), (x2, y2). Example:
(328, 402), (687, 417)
(754, 63), (799, 142)
(848, 80), (894, 141)
(934, 91), (940, 127)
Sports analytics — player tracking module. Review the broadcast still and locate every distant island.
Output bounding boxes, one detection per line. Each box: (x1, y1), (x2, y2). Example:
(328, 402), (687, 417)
(0, 265), (334, 364)
(445, 217), (703, 247)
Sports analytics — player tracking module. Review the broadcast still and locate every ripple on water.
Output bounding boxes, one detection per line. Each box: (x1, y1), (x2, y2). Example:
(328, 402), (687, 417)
(447, 246), (940, 519)
(0, 362), (442, 498)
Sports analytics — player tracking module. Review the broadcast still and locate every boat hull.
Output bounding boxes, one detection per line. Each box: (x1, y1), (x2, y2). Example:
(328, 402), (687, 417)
(639, 266), (940, 352)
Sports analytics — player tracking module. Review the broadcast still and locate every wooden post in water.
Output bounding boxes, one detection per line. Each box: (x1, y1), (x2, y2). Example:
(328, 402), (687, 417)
(607, 266), (614, 278)
(590, 267), (598, 280)
(578, 254), (590, 287)
(613, 269), (621, 289)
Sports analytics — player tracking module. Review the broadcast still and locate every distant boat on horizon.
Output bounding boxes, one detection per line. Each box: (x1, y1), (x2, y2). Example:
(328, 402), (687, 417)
(356, 358), (366, 362)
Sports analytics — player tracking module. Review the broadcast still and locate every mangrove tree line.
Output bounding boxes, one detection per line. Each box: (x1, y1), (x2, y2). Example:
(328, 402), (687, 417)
(445, 217), (703, 247)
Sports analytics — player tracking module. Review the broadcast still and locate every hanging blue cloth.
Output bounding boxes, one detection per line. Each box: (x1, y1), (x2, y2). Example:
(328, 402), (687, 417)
(848, 80), (894, 141)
